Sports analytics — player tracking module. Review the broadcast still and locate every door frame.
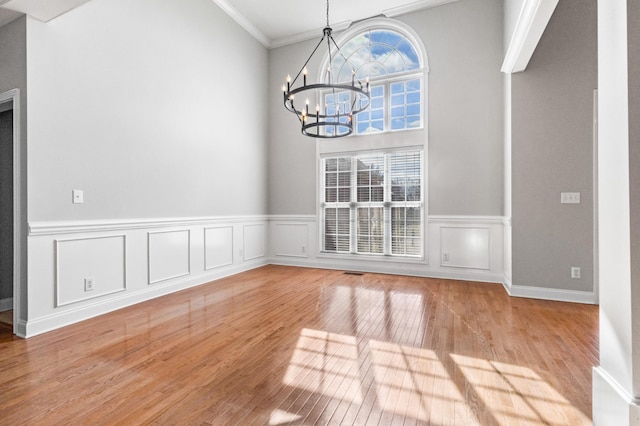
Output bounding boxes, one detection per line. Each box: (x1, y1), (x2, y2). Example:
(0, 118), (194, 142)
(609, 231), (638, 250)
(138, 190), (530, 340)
(0, 89), (22, 336)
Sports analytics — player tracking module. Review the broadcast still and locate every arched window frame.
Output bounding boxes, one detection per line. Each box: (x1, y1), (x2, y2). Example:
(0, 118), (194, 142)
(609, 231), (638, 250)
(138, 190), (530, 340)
(318, 18), (429, 136)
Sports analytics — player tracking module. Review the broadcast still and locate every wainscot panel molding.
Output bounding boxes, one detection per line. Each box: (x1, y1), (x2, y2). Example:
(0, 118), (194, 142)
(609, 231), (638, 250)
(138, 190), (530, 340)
(56, 235), (127, 306)
(25, 216), (269, 337)
(29, 215), (269, 236)
(269, 215), (506, 284)
(147, 230), (191, 285)
(204, 226), (234, 270)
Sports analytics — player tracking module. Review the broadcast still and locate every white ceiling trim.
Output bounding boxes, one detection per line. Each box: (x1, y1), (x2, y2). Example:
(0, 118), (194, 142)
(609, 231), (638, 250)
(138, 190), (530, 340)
(2, 0), (91, 22)
(210, 0), (270, 47)
(501, 0), (559, 74)
(382, 0), (458, 18)
(270, 20), (352, 50)
(213, 0), (460, 50)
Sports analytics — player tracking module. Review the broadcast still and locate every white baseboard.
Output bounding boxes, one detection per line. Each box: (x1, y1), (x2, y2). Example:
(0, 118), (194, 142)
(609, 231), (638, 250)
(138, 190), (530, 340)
(506, 283), (597, 304)
(0, 297), (12, 312)
(593, 366), (640, 425)
(24, 259), (267, 338)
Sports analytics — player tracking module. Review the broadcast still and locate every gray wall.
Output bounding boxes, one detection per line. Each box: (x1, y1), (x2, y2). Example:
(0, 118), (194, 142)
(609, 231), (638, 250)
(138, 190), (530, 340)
(25, 0), (268, 222)
(268, 0), (504, 216)
(511, 0), (597, 292)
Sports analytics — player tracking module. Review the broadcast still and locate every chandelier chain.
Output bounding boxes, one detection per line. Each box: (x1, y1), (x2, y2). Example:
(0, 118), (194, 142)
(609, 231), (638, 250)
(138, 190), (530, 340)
(326, 0), (329, 27)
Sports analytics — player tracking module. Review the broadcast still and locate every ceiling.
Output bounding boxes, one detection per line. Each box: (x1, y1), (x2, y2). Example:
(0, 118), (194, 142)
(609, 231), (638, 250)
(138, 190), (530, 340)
(212, 0), (458, 48)
(0, 0), (457, 48)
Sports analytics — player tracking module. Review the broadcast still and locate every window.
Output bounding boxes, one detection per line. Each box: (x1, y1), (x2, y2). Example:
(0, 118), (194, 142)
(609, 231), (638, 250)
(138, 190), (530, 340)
(323, 27), (424, 136)
(322, 150), (423, 257)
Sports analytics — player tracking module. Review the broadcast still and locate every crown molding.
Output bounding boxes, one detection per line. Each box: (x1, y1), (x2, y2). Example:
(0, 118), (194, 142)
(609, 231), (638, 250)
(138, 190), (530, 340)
(210, 0), (270, 48)
(501, 0), (559, 74)
(269, 20), (352, 49)
(382, 0), (458, 18)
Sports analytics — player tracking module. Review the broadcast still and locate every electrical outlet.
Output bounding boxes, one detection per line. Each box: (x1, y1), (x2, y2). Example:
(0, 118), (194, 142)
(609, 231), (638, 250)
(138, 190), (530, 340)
(301, 245), (306, 253)
(571, 267), (581, 279)
(84, 277), (95, 291)
(442, 253), (449, 262)
(561, 192), (580, 204)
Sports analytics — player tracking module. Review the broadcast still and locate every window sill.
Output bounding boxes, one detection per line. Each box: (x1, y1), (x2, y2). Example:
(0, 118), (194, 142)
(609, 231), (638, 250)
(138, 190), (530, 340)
(317, 251), (426, 264)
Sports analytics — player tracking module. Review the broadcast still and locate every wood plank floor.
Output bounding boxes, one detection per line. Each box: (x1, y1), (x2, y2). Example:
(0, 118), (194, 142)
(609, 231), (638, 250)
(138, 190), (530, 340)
(0, 265), (598, 425)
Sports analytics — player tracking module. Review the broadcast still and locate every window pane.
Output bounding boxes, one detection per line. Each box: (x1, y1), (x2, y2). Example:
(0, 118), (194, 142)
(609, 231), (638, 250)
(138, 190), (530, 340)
(372, 97), (384, 109)
(325, 172), (337, 187)
(357, 85), (385, 135)
(391, 206), (421, 256)
(357, 207), (384, 254)
(407, 92), (420, 104)
(324, 207), (351, 253)
(325, 188), (337, 203)
(407, 79), (421, 91)
(407, 104), (420, 116)
(338, 188), (351, 202)
(407, 116), (421, 128)
(391, 107), (404, 118)
(391, 118), (405, 130)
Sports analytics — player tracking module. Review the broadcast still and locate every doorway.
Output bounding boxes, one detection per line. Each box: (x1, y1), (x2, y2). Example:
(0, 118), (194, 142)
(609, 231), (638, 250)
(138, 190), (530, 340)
(0, 100), (13, 331)
(0, 89), (21, 337)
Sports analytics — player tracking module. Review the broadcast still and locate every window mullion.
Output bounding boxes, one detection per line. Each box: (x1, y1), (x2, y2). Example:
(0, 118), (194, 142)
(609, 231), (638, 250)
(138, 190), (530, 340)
(350, 157), (358, 254)
(383, 153), (392, 256)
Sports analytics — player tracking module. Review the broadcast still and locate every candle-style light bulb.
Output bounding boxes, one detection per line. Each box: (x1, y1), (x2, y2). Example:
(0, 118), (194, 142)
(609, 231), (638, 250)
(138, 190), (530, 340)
(286, 74), (291, 91)
(303, 67), (308, 86)
(306, 99), (310, 115)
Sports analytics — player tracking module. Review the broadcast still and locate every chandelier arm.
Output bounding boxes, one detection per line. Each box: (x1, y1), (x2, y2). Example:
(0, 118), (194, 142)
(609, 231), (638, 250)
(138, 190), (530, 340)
(291, 35), (327, 86)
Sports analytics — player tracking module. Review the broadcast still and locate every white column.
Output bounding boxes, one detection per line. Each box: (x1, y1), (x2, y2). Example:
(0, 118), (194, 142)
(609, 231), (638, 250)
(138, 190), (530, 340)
(593, 0), (640, 424)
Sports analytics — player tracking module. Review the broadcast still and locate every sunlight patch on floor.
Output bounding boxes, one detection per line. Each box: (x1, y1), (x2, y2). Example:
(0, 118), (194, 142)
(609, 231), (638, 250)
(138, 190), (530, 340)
(450, 354), (591, 425)
(268, 409), (302, 425)
(369, 340), (477, 424)
(283, 328), (363, 404)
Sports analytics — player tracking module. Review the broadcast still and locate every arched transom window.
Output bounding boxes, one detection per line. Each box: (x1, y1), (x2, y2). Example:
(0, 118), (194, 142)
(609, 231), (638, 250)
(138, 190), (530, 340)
(323, 25), (425, 135)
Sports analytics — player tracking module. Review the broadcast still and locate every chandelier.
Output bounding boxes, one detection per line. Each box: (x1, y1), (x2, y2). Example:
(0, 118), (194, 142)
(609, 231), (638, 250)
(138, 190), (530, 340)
(282, 0), (371, 138)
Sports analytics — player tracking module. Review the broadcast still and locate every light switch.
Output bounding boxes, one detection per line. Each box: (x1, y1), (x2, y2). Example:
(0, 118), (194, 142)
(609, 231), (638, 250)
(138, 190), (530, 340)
(561, 192), (580, 204)
(72, 189), (84, 204)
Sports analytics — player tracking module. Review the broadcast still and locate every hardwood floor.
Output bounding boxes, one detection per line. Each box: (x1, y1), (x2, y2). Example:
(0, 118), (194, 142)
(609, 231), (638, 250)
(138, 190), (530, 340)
(0, 266), (598, 425)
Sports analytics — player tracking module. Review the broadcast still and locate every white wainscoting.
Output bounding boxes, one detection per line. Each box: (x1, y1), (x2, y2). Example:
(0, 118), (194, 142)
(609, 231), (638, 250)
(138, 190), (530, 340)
(274, 223), (309, 258)
(56, 235), (126, 306)
(267, 215), (594, 303)
(25, 216), (268, 337)
(148, 230), (190, 284)
(243, 224), (265, 261)
(269, 215), (506, 283)
(439, 227), (490, 270)
(204, 226), (234, 270)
